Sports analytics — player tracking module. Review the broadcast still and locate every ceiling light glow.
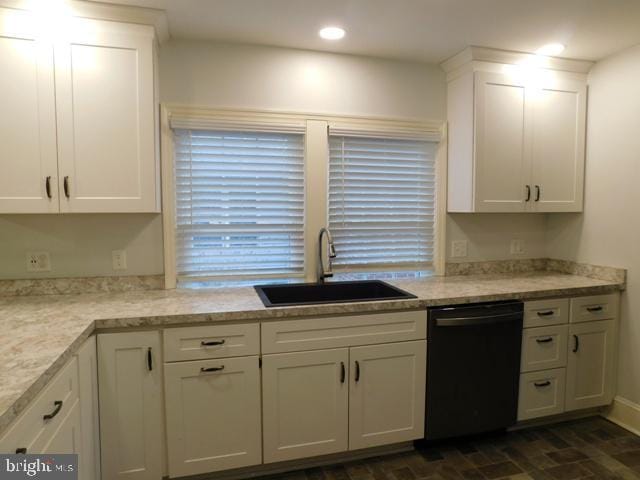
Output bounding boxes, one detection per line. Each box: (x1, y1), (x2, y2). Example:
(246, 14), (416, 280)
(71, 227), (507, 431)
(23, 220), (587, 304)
(319, 26), (345, 40)
(536, 43), (565, 56)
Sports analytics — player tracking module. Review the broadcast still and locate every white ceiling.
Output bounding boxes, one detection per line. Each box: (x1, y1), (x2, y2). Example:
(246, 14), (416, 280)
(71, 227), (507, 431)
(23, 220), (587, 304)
(100, 0), (640, 63)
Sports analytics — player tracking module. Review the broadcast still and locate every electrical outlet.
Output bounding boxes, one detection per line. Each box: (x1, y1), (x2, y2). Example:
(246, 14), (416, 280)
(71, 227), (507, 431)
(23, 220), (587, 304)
(451, 240), (468, 258)
(112, 250), (127, 271)
(510, 239), (525, 255)
(26, 252), (51, 272)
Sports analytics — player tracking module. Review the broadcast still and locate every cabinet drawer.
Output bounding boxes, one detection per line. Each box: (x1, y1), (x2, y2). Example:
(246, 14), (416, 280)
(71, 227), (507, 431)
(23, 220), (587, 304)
(261, 311), (427, 354)
(521, 325), (568, 373)
(0, 357), (79, 454)
(164, 323), (259, 362)
(523, 299), (569, 328)
(570, 294), (618, 323)
(518, 368), (566, 421)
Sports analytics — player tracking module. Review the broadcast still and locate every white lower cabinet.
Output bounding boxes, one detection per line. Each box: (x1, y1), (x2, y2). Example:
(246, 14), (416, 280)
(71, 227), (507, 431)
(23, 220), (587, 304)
(77, 336), (100, 480)
(349, 341), (426, 450)
(518, 368), (566, 421)
(565, 319), (617, 412)
(164, 356), (262, 477)
(262, 348), (349, 463)
(39, 399), (82, 454)
(98, 331), (163, 480)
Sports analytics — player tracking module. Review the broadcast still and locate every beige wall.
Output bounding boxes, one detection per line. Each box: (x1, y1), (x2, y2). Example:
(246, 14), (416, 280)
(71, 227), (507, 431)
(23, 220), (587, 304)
(546, 44), (640, 405)
(0, 40), (550, 280)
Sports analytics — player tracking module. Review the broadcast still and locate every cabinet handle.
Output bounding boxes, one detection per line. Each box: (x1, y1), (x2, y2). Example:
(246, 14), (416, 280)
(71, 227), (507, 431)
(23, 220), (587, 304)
(534, 380), (551, 388)
(63, 176), (70, 198)
(537, 310), (554, 317)
(201, 339), (225, 347)
(525, 185), (531, 202)
(43, 400), (63, 421)
(355, 360), (360, 383)
(45, 176), (52, 199)
(147, 347), (153, 371)
(200, 366), (225, 373)
(573, 335), (580, 353)
(340, 362), (345, 384)
(587, 306), (603, 313)
(535, 185), (541, 202)
(15, 448), (27, 454)
(536, 337), (553, 344)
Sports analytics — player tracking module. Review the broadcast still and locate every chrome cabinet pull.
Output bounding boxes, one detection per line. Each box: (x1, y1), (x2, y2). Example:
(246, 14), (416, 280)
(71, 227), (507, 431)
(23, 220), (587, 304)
(43, 400), (63, 421)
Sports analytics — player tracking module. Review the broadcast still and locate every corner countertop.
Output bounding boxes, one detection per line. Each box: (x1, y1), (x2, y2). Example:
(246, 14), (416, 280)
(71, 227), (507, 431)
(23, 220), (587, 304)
(0, 271), (624, 436)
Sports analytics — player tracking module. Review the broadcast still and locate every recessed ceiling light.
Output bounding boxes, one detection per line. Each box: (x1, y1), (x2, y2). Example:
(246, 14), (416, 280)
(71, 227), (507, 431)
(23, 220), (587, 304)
(536, 43), (565, 56)
(319, 26), (345, 40)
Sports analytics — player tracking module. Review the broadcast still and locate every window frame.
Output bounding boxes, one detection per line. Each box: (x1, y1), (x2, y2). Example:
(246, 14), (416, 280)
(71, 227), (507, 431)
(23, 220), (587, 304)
(161, 105), (447, 289)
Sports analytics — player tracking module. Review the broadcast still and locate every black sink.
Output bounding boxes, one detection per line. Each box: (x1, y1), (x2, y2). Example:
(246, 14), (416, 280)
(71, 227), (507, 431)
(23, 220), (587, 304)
(254, 280), (416, 307)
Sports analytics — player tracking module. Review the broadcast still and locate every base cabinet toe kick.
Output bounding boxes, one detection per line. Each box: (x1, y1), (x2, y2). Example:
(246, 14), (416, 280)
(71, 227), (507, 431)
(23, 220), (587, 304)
(0, 293), (619, 480)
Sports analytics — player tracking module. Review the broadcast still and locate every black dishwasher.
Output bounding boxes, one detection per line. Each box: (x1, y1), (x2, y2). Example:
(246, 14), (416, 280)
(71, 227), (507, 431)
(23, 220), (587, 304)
(424, 301), (523, 440)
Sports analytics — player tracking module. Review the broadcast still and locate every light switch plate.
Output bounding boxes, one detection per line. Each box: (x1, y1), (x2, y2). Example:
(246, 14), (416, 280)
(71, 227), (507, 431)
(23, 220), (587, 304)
(26, 252), (51, 272)
(451, 240), (468, 258)
(112, 250), (127, 270)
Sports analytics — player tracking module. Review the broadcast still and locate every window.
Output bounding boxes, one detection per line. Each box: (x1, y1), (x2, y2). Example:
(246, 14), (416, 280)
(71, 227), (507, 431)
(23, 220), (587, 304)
(329, 135), (436, 273)
(173, 129), (305, 284)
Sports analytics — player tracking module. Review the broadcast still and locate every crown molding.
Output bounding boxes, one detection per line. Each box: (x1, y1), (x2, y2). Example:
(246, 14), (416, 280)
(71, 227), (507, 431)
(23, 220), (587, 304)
(0, 0), (170, 43)
(441, 46), (594, 75)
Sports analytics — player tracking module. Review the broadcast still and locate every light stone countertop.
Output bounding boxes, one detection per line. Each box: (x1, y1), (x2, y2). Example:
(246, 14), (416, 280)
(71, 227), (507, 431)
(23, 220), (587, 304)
(0, 271), (624, 436)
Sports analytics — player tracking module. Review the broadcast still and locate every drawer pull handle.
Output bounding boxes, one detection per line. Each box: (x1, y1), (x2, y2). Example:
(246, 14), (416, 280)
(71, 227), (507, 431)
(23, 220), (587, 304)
(355, 360), (360, 383)
(201, 339), (226, 347)
(536, 337), (554, 344)
(43, 400), (63, 421)
(340, 362), (345, 384)
(573, 334), (580, 353)
(534, 381), (551, 388)
(201, 366), (225, 373)
(16, 448), (27, 454)
(587, 306), (603, 313)
(536, 310), (554, 317)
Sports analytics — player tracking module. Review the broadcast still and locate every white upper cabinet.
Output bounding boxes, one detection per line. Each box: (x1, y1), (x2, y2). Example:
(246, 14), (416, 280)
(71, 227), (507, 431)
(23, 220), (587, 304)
(55, 18), (158, 213)
(0, 9), (58, 213)
(444, 47), (591, 213)
(0, 8), (159, 214)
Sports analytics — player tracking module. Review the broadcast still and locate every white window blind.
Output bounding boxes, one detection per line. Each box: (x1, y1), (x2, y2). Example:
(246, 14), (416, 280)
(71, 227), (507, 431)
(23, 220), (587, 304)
(174, 129), (305, 283)
(329, 135), (436, 271)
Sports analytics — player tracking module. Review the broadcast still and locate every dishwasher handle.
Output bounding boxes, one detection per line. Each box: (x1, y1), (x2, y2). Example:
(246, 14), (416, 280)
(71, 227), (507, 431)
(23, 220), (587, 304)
(434, 311), (521, 327)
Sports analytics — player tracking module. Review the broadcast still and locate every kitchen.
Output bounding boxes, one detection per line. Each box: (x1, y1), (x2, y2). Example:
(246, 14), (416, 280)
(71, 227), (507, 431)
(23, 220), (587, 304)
(0, 1), (639, 479)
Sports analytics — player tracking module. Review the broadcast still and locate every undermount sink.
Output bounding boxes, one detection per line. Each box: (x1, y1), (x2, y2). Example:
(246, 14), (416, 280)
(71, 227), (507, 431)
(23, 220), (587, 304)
(254, 280), (416, 307)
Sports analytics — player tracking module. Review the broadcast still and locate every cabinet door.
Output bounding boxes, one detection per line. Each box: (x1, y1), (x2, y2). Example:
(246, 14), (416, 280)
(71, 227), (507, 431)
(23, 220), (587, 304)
(77, 337), (100, 480)
(262, 349), (348, 463)
(566, 320), (616, 412)
(164, 356), (261, 478)
(0, 9), (58, 213)
(55, 18), (157, 213)
(474, 72), (530, 212)
(98, 332), (163, 480)
(349, 341), (426, 450)
(531, 78), (586, 212)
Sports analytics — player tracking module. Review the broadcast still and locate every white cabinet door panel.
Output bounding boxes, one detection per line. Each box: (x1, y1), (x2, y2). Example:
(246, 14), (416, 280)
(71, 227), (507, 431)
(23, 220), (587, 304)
(0, 9), (58, 213)
(349, 341), (426, 450)
(262, 348), (348, 463)
(531, 79), (586, 212)
(55, 19), (157, 213)
(164, 356), (262, 477)
(98, 332), (163, 480)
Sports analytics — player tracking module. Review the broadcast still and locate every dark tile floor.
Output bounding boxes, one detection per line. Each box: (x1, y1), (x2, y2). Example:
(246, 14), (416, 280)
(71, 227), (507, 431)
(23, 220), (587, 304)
(263, 417), (640, 480)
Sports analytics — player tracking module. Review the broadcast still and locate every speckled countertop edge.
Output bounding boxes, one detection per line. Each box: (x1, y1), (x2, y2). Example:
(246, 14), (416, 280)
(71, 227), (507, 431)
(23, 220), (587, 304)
(0, 272), (625, 436)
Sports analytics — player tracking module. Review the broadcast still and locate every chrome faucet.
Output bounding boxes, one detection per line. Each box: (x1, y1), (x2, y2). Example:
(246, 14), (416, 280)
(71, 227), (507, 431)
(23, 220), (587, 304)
(318, 227), (337, 283)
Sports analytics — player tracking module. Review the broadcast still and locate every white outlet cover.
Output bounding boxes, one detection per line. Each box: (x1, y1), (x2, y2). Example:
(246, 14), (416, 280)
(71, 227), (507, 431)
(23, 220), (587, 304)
(451, 240), (468, 258)
(26, 251), (51, 272)
(510, 239), (525, 255)
(112, 250), (127, 270)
